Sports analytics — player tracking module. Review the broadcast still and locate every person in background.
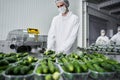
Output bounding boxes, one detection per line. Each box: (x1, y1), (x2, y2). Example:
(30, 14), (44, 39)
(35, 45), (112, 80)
(111, 26), (120, 45)
(96, 29), (110, 46)
(47, 0), (79, 54)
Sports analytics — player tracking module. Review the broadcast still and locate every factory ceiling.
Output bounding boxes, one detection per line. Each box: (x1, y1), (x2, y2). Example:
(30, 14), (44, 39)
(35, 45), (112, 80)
(86, 0), (120, 19)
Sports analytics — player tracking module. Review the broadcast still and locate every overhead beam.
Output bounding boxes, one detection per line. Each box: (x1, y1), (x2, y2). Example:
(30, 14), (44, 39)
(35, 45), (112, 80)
(117, 15), (120, 19)
(86, 0), (110, 4)
(110, 8), (120, 14)
(99, 0), (120, 9)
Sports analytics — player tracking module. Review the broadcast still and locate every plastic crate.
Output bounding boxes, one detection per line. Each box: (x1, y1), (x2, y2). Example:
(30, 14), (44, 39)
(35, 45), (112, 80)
(0, 73), (5, 80)
(115, 71), (120, 79)
(0, 64), (12, 80)
(2, 64), (35, 80)
(58, 64), (89, 80)
(62, 72), (89, 80)
(34, 63), (61, 80)
(89, 70), (115, 80)
(2, 72), (34, 80)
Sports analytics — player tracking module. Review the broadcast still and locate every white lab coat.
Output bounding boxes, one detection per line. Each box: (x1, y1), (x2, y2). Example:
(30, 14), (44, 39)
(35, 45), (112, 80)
(96, 36), (110, 45)
(47, 11), (79, 54)
(111, 32), (120, 45)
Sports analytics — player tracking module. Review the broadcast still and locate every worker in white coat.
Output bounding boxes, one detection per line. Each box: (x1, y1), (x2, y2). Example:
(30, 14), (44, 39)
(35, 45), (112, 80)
(96, 29), (110, 46)
(111, 26), (120, 45)
(47, 0), (79, 54)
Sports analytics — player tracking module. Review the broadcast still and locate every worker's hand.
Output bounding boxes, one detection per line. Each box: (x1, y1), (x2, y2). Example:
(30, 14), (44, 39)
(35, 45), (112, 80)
(43, 49), (49, 55)
(57, 47), (65, 54)
(56, 50), (64, 54)
(44, 49), (49, 53)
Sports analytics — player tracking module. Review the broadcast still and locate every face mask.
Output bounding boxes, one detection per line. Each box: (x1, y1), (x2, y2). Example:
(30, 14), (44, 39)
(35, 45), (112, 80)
(58, 6), (66, 14)
(118, 32), (120, 34)
(101, 33), (105, 36)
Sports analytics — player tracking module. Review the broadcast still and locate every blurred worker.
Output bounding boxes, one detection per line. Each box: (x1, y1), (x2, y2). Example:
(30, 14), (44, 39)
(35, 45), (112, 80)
(47, 0), (79, 54)
(96, 29), (110, 45)
(111, 26), (120, 45)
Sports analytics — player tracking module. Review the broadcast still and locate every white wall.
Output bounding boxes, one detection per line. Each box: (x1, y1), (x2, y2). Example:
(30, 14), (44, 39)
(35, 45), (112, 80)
(0, 0), (81, 40)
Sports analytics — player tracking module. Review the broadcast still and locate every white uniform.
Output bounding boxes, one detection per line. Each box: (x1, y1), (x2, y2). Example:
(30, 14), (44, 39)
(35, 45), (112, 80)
(111, 32), (120, 45)
(47, 11), (79, 54)
(96, 36), (110, 45)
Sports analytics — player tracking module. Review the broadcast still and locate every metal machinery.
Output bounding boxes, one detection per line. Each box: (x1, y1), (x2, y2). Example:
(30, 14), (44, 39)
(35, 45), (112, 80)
(0, 28), (47, 53)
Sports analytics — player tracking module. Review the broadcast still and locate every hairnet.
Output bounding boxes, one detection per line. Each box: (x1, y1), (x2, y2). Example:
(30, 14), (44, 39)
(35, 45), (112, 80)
(101, 29), (105, 33)
(54, 0), (70, 7)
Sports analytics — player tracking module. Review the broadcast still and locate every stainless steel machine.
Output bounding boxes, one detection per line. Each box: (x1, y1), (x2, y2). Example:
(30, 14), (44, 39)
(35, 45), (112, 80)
(0, 28), (47, 53)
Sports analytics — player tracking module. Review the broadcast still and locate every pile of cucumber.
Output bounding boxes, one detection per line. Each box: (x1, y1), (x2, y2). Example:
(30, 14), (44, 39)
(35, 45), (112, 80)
(0, 59), (9, 73)
(4, 55), (38, 75)
(17, 56), (38, 66)
(0, 53), (29, 74)
(88, 44), (120, 53)
(5, 64), (35, 75)
(44, 50), (55, 55)
(35, 59), (60, 80)
(58, 53), (120, 73)
(0, 50), (120, 80)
